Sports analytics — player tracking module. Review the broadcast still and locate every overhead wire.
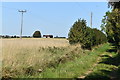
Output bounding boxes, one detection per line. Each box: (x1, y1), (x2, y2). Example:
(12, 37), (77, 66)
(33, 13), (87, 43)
(1, 5), (65, 36)
(1, 3), (95, 36)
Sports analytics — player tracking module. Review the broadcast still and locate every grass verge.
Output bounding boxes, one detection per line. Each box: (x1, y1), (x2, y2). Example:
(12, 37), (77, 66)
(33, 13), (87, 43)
(31, 43), (110, 78)
(83, 44), (120, 80)
(2, 40), (111, 79)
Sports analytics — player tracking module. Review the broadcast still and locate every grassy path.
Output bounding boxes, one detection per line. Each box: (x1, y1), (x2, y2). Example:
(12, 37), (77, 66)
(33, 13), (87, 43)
(78, 54), (101, 79)
(80, 44), (120, 80)
(78, 43), (111, 79)
(36, 43), (111, 78)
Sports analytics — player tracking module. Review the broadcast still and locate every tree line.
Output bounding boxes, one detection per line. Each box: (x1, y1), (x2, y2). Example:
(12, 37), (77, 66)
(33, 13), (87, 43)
(68, 19), (107, 50)
(68, 1), (120, 53)
(0, 35), (32, 38)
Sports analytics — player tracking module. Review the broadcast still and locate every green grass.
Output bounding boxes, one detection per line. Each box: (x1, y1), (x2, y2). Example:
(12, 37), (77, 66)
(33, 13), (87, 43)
(84, 44), (120, 80)
(39, 53), (97, 78)
(3, 40), (114, 79)
(26, 43), (110, 78)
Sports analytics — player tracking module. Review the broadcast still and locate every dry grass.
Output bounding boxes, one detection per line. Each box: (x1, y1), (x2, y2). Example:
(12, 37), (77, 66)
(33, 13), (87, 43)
(1, 38), (83, 78)
(2, 38), (69, 48)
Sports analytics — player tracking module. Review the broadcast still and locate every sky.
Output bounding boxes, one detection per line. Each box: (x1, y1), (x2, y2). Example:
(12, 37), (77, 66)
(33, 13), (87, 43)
(1, 2), (110, 37)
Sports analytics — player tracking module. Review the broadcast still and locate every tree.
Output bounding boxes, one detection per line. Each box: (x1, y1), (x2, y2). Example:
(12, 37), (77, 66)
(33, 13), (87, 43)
(68, 19), (94, 50)
(68, 19), (87, 44)
(108, 1), (120, 9)
(92, 28), (107, 45)
(101, 1), (120, 53)
(81, 27), (94, 50)
(33, 31), (41, 38)
(68, 19), (107, 50)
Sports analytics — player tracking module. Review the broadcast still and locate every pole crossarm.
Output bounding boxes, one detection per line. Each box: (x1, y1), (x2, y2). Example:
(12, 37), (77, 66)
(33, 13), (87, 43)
(18, 10), (26, 13)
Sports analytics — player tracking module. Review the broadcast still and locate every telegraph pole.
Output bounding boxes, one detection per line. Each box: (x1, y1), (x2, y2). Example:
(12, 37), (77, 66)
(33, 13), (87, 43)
(90, 12), (93, 47)
(18, 10), (26, 39)
(90, 12), (92, 28)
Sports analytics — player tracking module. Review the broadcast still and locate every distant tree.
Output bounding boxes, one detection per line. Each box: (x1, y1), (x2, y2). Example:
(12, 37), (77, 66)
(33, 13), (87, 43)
(4, 35), (10, 38)
(14, 35), (16, 38)
(33, 31), (41, 38)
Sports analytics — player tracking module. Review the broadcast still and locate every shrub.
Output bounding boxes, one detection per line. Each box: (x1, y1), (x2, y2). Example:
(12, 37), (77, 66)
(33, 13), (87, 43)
(33, 31), (41, 38)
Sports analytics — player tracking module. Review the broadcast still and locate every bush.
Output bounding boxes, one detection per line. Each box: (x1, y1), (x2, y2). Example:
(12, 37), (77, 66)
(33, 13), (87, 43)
(33, 31), (41, 38)
(92, 28), (107, 46)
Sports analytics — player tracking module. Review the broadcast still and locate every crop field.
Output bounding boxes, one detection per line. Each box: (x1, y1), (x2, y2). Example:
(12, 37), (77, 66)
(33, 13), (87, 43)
(1, 38), (84, 78)
(1, 38), (116, 79)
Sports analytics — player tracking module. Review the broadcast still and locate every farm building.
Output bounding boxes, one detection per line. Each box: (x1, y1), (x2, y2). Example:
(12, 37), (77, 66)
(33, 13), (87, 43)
(43, 35), (53, 38)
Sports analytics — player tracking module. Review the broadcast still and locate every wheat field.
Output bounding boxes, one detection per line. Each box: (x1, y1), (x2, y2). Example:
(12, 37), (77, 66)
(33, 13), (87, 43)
(1, 38), (83, 78)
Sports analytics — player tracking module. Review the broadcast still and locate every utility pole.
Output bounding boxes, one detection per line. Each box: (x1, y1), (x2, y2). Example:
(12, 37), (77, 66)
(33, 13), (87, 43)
(90, 12), (92, 28)
(18, 10), (26, 39)
(90, 12), (93, 47)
